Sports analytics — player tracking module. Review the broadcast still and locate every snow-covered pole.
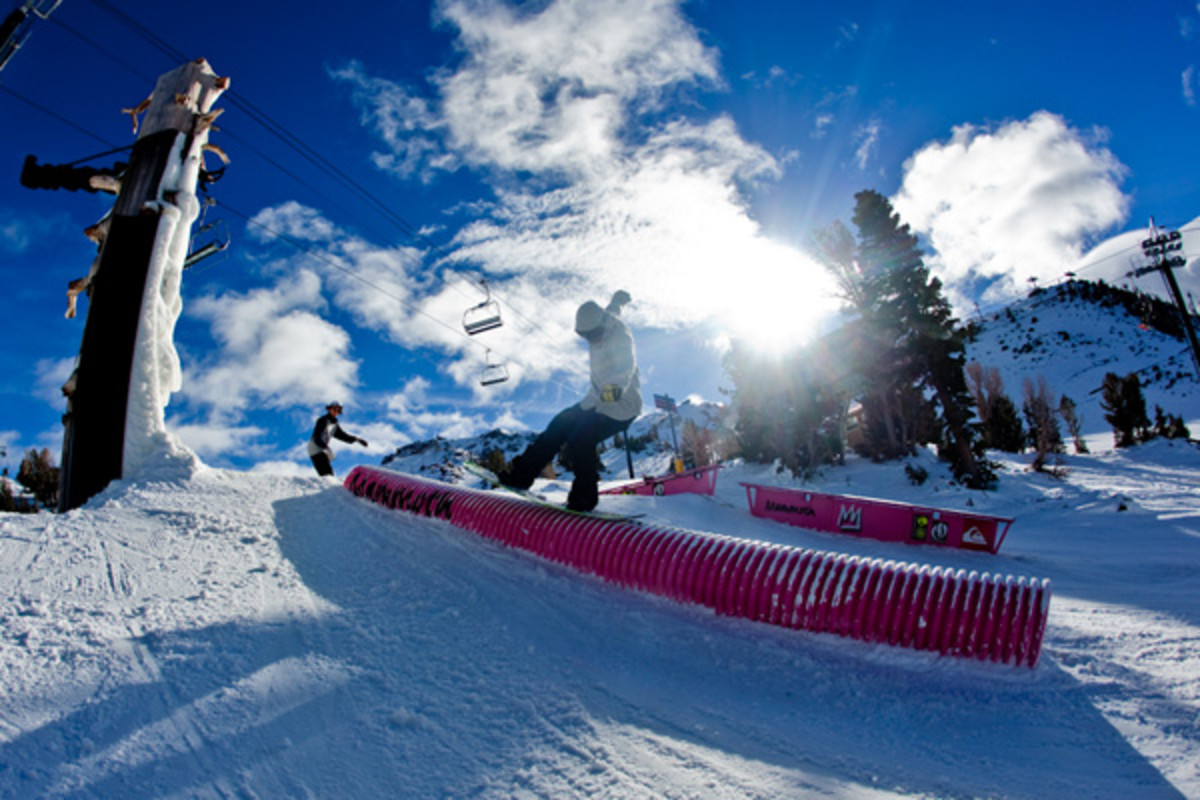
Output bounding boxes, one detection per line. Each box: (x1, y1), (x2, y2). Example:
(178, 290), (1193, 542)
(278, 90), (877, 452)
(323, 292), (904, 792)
(59, 59), (228, 511)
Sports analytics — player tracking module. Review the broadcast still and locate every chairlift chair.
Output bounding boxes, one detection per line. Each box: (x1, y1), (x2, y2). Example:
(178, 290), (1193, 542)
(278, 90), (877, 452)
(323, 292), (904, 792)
(463, 280), (502, 335)
(480, 349), (509, 386)
(184, 218), (230, 269)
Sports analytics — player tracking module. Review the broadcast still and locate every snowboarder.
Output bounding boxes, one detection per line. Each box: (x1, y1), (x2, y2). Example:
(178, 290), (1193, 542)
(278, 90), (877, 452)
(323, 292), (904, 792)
(307, 402), (368, 477)
(498, 290), (642, 512)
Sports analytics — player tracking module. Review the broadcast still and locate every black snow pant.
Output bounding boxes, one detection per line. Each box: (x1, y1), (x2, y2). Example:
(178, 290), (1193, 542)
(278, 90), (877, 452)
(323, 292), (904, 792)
(310, 452), (334, 477)
(504, 403), (630, 512)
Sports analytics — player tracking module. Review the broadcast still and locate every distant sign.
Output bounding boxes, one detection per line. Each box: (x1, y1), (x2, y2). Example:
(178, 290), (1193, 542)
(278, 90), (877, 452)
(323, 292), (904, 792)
(654, 393), (677, 412)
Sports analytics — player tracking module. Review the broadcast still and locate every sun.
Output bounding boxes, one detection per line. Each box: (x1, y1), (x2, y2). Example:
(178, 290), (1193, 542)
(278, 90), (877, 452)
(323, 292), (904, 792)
(715, 252), (841, 354)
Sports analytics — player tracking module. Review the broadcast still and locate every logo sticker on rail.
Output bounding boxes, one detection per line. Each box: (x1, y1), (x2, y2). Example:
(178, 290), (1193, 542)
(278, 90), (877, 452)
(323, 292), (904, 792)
(962, 525), (992, 550)
(837, 504), (862, 531)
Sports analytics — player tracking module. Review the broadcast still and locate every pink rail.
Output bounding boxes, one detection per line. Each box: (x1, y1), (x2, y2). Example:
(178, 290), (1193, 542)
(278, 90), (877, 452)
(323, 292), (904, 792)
(346, 466), (1050, 667)
(600, 464), (722, 497)
(742, 482), (1014, 554)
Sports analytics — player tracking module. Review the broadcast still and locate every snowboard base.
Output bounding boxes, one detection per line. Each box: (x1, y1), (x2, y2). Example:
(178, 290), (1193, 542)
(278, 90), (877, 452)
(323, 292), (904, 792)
(462, 461), (644, 523)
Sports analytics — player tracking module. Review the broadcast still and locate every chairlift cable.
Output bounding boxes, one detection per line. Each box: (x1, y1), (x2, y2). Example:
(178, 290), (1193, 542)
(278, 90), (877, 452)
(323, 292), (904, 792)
(82, 0), (579, 354)
(44, 14), (428, 264)
(4, 36), (588, 393)
(0, 83), (119, 148)
(216, 198), (589, 391)
(0, 79), (566, 393)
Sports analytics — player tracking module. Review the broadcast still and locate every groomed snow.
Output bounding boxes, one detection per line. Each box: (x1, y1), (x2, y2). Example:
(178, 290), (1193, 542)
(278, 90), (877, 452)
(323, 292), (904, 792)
(1, 434), (1197, 798)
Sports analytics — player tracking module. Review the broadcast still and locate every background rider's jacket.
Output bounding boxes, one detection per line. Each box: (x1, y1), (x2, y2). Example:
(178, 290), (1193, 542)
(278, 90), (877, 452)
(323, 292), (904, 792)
(307, 413), (358, 457)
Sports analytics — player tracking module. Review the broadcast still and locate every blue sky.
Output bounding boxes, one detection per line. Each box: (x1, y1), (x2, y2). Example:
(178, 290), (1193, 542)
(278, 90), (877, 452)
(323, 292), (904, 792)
(1, 0), (1198, 476)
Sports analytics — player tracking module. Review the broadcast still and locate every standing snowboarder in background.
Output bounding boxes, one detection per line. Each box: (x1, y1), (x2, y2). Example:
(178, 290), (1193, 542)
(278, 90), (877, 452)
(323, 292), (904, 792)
(308, 402), (368, 477)
(499, 290), (642, 512)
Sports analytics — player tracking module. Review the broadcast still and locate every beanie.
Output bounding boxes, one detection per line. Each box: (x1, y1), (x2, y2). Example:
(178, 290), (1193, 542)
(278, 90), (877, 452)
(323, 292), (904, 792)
(574, 301), (605, 336)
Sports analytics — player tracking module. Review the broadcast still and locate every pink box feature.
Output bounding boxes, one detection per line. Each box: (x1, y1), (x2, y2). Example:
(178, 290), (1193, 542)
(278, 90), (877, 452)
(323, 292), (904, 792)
(741, 482), (1013, 554)
(345, 465), (1047, 667)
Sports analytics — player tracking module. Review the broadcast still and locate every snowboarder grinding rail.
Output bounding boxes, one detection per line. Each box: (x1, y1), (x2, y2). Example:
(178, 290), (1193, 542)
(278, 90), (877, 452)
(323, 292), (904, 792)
(498, 290), (642, 512)
(307, 402), (368, 477)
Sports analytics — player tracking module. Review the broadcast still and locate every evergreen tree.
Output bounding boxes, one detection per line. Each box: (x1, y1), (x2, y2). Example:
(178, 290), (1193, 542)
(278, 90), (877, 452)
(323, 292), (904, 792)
(816, 189), (992, 487)
(1100, 372), (1151, 448)
(987, 394), (1026, 453)
(722, 339), (845, 478)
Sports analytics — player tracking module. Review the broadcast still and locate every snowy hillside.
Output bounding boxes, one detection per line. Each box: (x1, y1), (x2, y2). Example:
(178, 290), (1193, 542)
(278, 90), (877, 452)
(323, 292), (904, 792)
(965, 282), (1200, 442)
(1, 413), (1199, 797)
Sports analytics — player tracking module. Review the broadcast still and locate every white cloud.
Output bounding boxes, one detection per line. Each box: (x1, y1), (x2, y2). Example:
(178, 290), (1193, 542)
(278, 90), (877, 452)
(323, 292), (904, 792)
(334, 0), (841, 350)
(330, 62), (456, 182)
(1184, 65), (1197, 107)
(383, 375), (529, 440)
(249, 201), (340, 243)
(33, 357), (74, 407)
(169, 419), (267, 460)
(430, 0), (722, 176)
(812, 113), (834, 139)
(853, 118), (882, 170)
(892, 111), (1129, 311)
(183, 268), (360, 412)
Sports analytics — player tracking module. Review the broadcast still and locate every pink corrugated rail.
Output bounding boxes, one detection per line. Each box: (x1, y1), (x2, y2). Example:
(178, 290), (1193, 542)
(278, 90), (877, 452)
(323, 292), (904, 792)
(345, 465), (1051, 667)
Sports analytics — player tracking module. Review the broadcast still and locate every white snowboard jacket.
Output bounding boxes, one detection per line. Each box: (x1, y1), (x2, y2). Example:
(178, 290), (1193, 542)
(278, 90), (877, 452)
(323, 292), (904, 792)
(578, 308), (642, 422)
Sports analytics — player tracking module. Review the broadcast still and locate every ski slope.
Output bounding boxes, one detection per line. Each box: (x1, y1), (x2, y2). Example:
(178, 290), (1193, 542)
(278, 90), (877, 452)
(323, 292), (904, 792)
(1, 434), (1198, 798)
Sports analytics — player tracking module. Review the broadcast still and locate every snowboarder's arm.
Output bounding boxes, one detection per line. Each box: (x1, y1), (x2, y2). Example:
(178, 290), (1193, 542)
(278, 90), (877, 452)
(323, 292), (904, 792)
(331, 425), (362, 445)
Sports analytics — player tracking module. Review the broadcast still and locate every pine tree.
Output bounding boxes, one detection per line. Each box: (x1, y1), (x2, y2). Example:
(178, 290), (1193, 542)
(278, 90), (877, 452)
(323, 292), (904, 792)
(987, 394), (1026, 453)
(1100, 372), (1151, 448)
(834, 190), (992, 487)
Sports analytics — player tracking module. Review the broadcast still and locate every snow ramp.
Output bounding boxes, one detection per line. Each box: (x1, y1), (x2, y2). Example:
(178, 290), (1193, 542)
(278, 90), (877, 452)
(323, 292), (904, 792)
(346, 466), (1051, 668)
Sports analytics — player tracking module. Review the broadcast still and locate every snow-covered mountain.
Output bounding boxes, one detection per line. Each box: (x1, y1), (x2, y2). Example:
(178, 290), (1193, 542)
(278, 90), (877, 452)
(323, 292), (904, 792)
(965, 281), (1200, 438)
(1, 284), (1199, 798)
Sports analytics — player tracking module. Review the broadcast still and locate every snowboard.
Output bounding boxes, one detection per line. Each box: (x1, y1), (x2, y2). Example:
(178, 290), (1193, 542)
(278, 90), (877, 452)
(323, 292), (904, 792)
(461, 461), (644, 523)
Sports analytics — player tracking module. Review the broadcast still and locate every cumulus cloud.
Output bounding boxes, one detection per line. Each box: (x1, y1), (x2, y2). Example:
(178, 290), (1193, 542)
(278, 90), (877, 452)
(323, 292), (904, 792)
(170, 419), (268, 460)
(384, 375), (528, 440)
(334, 0), (839, 356)
(182, 268), (359, 413)
(891, 111), (1129, 311)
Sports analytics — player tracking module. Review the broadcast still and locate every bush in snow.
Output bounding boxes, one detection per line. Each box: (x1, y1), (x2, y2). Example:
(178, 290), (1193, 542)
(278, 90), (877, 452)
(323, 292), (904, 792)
(17, 448), (59, 510)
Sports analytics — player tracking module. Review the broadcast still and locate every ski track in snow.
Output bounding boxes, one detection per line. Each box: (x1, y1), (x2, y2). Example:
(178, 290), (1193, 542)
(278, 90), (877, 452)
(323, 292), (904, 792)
(0, 440), (1198, 798)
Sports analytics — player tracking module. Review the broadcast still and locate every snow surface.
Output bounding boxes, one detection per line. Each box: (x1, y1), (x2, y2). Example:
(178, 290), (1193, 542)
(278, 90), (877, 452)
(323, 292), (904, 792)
(1, 424), (1198, 798)
(6, 253), (1200, 796)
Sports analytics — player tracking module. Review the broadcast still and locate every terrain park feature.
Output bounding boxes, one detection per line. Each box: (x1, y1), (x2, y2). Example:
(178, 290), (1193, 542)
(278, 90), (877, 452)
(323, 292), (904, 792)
(346, 465), (1051, 667)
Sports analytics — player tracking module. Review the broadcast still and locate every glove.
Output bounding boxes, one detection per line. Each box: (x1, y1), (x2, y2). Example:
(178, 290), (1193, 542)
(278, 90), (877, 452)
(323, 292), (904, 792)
(357, 438), (369, 447)
(600, 384), (622, 403)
